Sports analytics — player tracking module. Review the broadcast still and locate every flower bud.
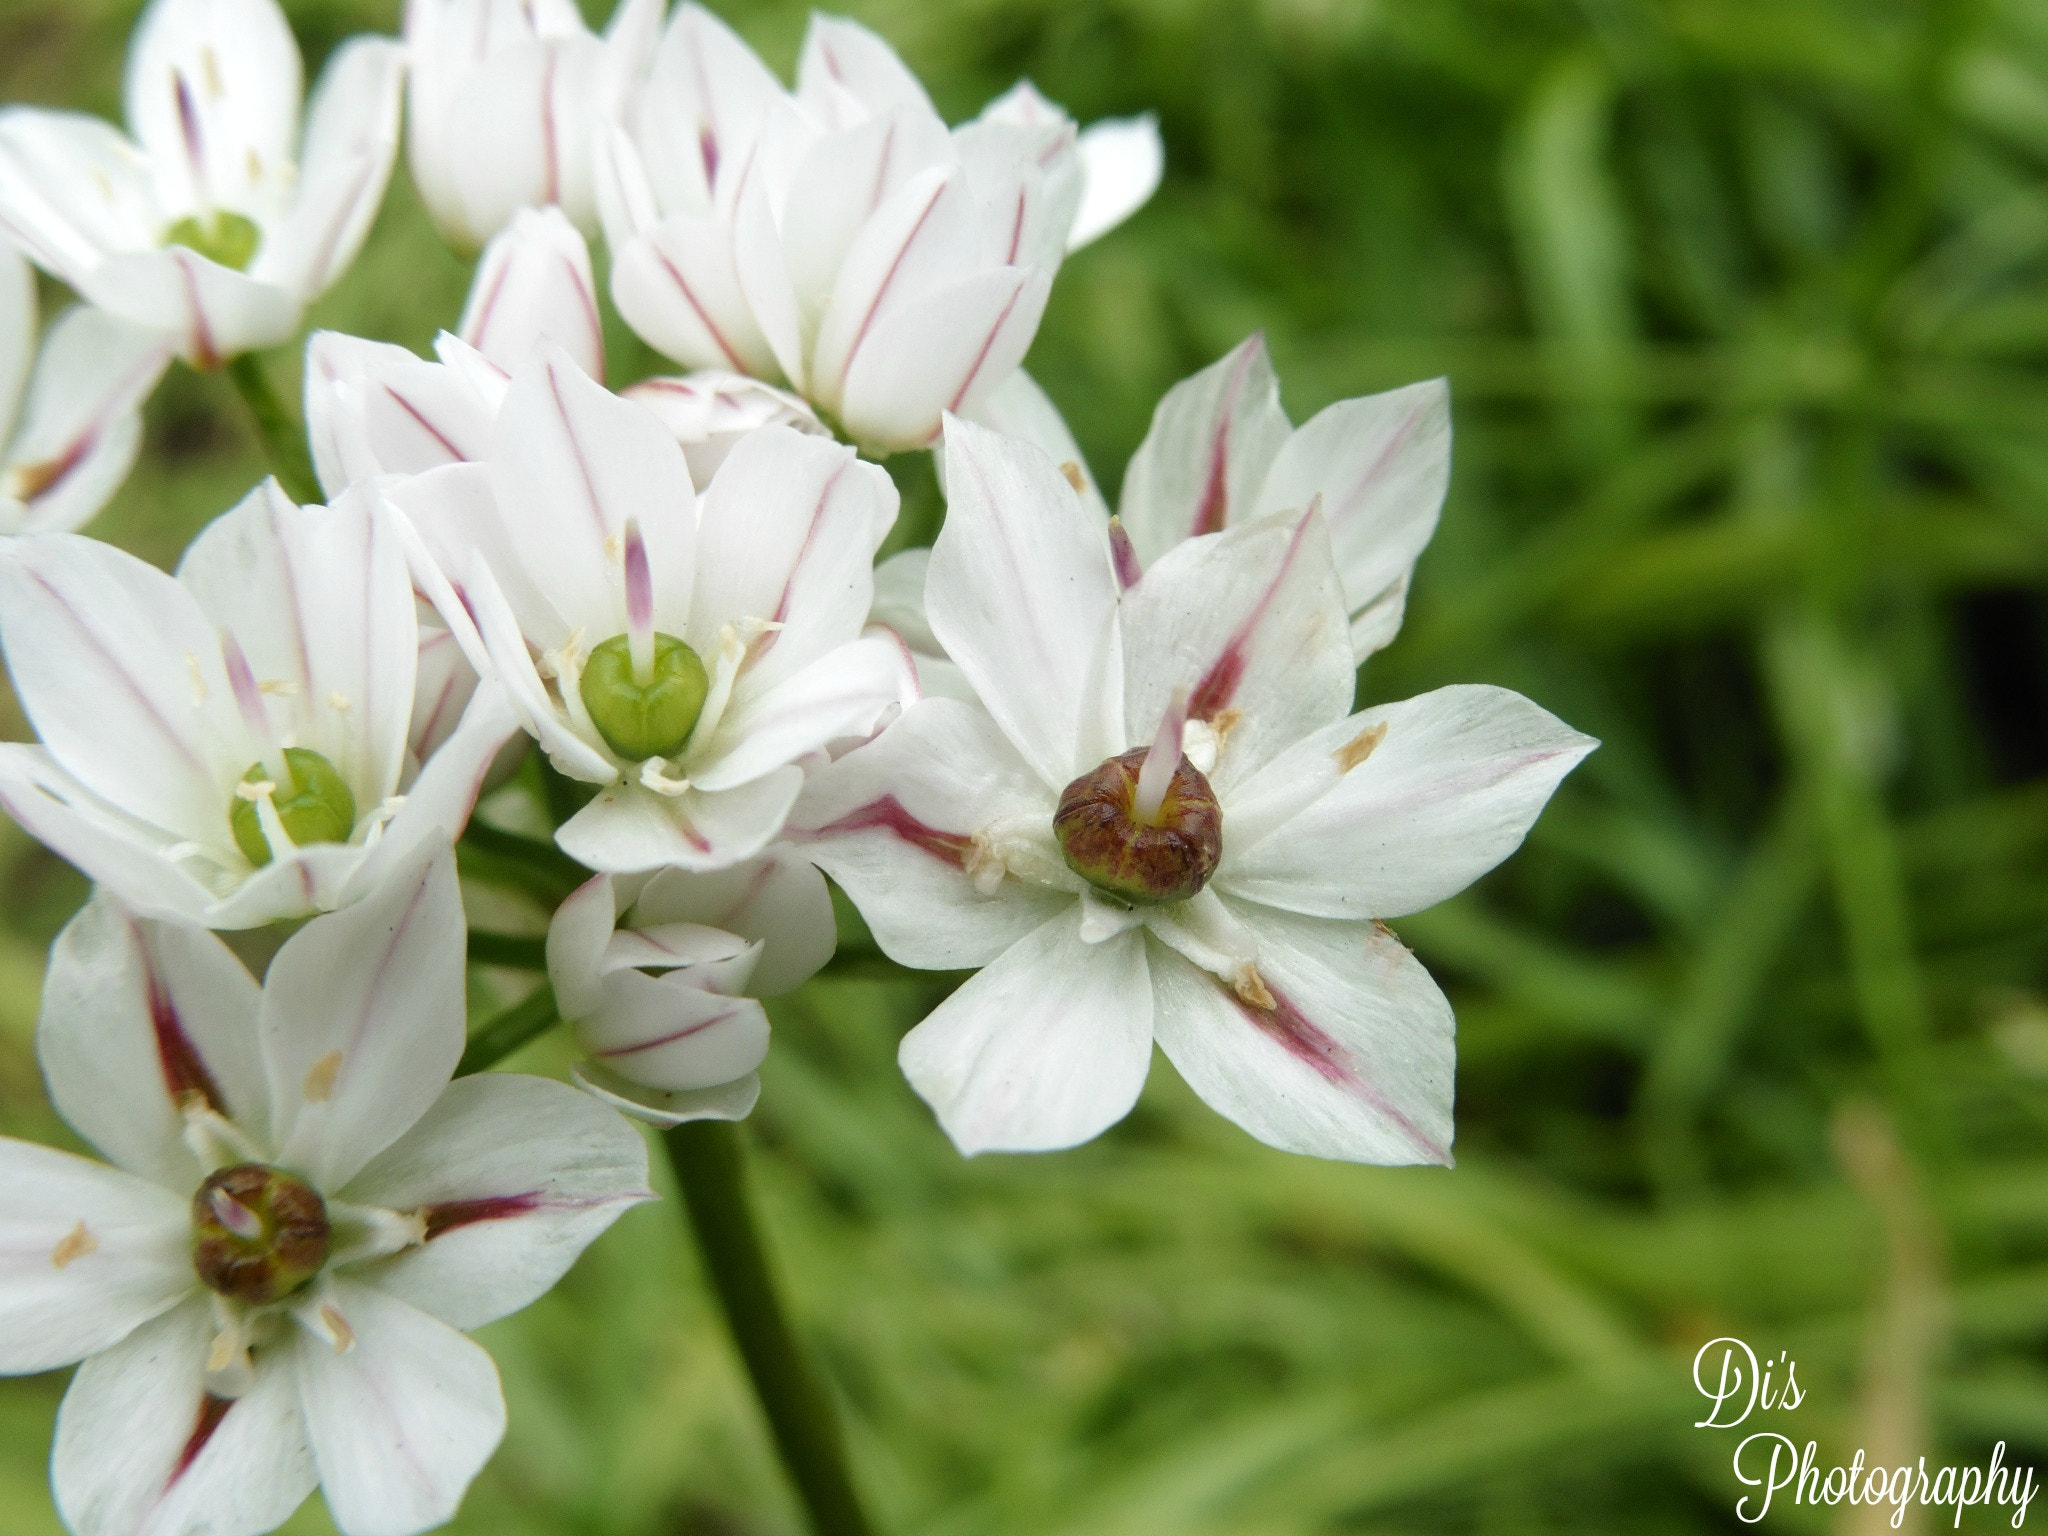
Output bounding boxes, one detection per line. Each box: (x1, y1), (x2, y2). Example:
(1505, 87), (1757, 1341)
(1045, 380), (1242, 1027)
(230, 748), (358, 867)
(191, 1163), (331, 1305)
(163, 212), (262, 272)
(1054, 749), (1223, 906)
(579, 633), (710, 763)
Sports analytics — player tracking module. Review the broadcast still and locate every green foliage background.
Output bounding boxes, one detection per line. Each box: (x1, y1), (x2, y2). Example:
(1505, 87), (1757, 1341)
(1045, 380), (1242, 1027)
(5, 0), (2048, 1530)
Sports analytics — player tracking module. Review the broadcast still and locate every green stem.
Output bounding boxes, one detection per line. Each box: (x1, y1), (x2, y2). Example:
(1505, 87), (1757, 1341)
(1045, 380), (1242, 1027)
(663, 1121), (877, 1536)
(225, 353), (321, 506)
(455, 983), (560, 1076)
(459, 820), (589, 902)
(468, 931), (549, 970)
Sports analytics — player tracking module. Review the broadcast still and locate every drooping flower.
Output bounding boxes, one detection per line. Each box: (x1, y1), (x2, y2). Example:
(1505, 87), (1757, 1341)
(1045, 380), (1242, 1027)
(872, 337), (1451, 694)
(306, 204), (606, 498)
(0, 480), (516, 928)
(548, 848), (835, 1124)
(0, 0), (405, 366)
(0, 845), (651, 1536)
(796, 418), (1594, 1163)
(0, 241), (171, 534)
(403, 0), (661, 252)
(391, 346), (911, 874)
(593, 7), (1163, 453)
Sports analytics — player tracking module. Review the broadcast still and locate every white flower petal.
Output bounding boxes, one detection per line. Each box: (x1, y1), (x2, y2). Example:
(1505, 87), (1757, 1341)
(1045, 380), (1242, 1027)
(340, 1073), (650, 1331)
(686, 426), (896, 695)
(0, 1139), (191, 1373)
(630, 850), (834, 996)
(54, 1295), (315, 1536)
(361, 680), (518, 888)
(0, 110), (160, 288)
(0, 240), (35, 435)
(457, 550), (617, 783)
(572, 1062), (759, 1127)
(1253, 377), (1450, 657)
(779, 108), (953, 315)
(960, 368), (1106, 518)
(304, 332), (489, 496)
(796, 14), (937, 127)
(610, 216), (777, 377)
(556, 765), (803, 874)
(40, 891), (264, 1188)
(929, 415), (1125, 789)
(176, 482), (418, 809)
(690, 635), (909, 793)
(1068, 113), (1162, 249)
(838, 263), (1052, 452)
(1150, 902), (1455, 1165)
(264, 843), (466, 1189)
(458, 205), (603, 379)
(624, 370), (827, 486)
(1221, 685), (1597, 920)
(1119, 509), (1355, 793)
(443, 33), (603, 244)
(295, 1278), (505, 1536)
(632, 1), (783, 218)
(75, 246), (298, 366)
(0, 530), (243, 845)
(545, 873), (616, 1019)
(575, 969), (770, 1090)
(1117, 334), (1291, 564)
(254, 37), (405, 301)
(899, 907), (1152, 1154)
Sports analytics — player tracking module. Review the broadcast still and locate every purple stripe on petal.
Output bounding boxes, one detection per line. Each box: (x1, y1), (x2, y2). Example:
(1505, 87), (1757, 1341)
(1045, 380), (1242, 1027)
(796, 794), (970, 868)
(422, 1191), (541, 1241)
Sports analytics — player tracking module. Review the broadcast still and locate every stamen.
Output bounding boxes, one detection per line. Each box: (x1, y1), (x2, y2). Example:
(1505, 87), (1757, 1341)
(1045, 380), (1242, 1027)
(623, 518), (655, 685)
(689, 623), (749, 753)
(1133, 691), (1189, 825)
(1107, 516), (1143, 590)
(640, 760), (692, 796)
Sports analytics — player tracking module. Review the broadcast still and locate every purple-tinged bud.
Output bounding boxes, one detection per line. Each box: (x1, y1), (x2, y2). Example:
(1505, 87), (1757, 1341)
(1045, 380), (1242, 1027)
(1054, 749), (1223, 906)
(191, 1163), (330, 1306)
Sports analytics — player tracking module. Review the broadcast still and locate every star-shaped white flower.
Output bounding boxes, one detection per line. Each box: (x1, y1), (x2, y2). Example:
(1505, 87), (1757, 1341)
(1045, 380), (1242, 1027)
(594, 7), (1162, 452)
(797, 417), (1595, 1162)
(390, 345), (911, 874)
(548, 848), (835, 1124)
(0, 480), (516, 928)
(0, 846), (652, 1536)
(0, 241), (172, 534)
(0, 0), (405, 367)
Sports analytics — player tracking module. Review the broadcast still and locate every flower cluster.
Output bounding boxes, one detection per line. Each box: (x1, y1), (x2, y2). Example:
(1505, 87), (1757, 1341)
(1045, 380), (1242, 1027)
(0, 0), (1588, 1532)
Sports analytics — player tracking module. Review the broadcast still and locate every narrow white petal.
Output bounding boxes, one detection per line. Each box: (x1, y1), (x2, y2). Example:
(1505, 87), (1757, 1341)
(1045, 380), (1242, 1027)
(1222, 685), (1597, 919)
(0, 1139), (191, 1372)
(556, 765), (803, 874)
(458, 205), (603, 378)
(630, 850), (835, 996)
(361, 679), (520, 878)
(929, 415), (1125, 788)
(1119, 509), (1355, 794)
(1117, 334), (1291, 564)
(632, 0), (784, 217)
(0, 110), (160, 287)
(609, 216), (777, 377)
(294, 1278), (506, 1536)
(572, 1062), (759, 1127)
(545, 874), (616, 1019)
(40, 890), (264, 1187)
(75, 247), (298, 365)
(340, 1073), (650, 1331)
(54, 1295), (315, 1536)
(690, 635), (910, 792)
(792, 697), (1069, 969)
(1150, 903), (1455, 1165)
(778, 108), (952, 315)
(959, 368), (1107, 518)
(1068, 113), (1163, 249)
(796, 14), (937, 127)
(576, 969), (770, 1090)
(0, 241), (35, 436)
(624, 369), (827, 485)
(899, 907), (1152, 1154)
(442, 33), (601, 244)
(264, 843), (467, 1189)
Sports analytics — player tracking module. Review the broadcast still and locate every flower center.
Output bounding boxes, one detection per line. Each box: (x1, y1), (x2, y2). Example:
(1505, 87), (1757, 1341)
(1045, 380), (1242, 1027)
(579, 632), (709, 762)
(191, 1162), (331, 1305)
(1054, 749), (1223, 906)
(163, 211), (261, 271)
(230, 747), (357, 867)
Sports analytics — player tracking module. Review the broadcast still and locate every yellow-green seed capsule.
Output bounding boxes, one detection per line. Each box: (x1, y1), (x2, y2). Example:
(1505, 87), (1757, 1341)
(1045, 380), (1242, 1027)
(230, 748), (357, 867)
(1054, 749), (1224, 906)
(162, 211), (262, 271)
(579, 632), (710, 763)
(191, 1162), (331, 1305)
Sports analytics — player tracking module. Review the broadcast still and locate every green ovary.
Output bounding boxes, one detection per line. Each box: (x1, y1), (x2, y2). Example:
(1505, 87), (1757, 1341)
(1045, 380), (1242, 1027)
(230, 748), (357, 867)
(579, 633), (710, 763)
(163, 210), (261, 271)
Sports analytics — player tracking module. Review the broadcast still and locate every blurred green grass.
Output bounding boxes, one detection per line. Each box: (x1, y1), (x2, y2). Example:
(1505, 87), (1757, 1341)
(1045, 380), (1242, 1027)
(6, 0), (2048, 1530)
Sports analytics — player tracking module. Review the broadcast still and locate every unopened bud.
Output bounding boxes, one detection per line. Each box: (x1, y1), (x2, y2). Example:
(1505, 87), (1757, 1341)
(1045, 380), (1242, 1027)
(191, 1163), (330, 1305)
(230, 748), (357, 867)
(1054, 750), (1223, 906)
(580, 632), (710, 762)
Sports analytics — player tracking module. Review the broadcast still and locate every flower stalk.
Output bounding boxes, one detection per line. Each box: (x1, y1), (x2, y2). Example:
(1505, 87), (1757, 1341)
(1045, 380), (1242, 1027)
(663, 1121), (879, 1536)
(456, 983), (562, 1077)
(225, 354), (322, 506)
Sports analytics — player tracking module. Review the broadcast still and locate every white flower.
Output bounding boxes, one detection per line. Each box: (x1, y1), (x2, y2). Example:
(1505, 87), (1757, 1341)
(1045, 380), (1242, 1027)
(306, 205), (606, 498)
(548, 848), (835, 1124)
(795, 418), (1594, 1163)
(391, 346), (911, 874)
(0, 241), (171, 533)
(0, 0), (404, 367)
(622, 370), (832, 490)
(404, 0), (661, 251)
(594, 7), (1163, 452)
(0, 846), (651, 1536)
(0, 480), (517, 928)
